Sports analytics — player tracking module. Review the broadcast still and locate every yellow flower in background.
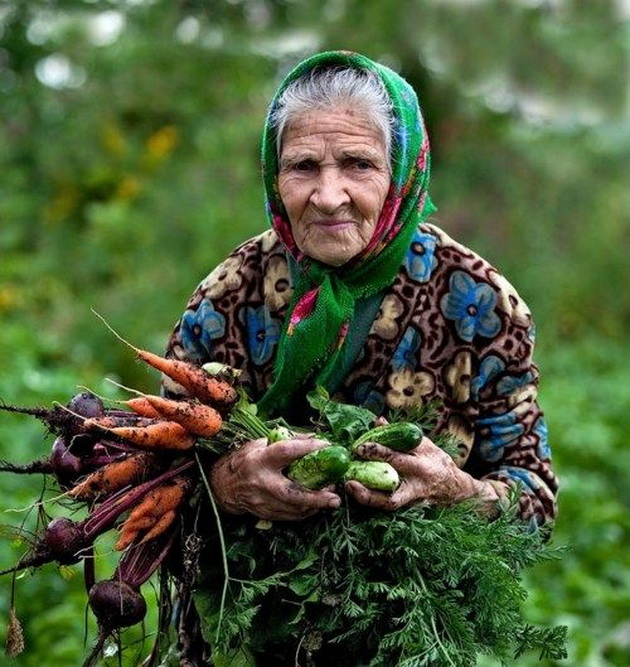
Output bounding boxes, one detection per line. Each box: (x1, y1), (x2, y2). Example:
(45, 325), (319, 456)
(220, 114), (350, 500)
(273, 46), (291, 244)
(144, 125), (179, 166)
(115, 175), (141, 201)
(102, 122), (127, 157)
(44, 183), (80, 224)
(0, 284), (22, 312)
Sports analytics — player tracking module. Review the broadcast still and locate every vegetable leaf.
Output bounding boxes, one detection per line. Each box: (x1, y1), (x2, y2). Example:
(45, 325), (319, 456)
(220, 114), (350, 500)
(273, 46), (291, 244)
(306, 386), (377, 446)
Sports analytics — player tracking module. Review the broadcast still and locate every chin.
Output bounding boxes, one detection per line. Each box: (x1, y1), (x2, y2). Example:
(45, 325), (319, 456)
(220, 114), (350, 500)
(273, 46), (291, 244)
(302, 238), (364, 267)
(309, 249), (355, 267)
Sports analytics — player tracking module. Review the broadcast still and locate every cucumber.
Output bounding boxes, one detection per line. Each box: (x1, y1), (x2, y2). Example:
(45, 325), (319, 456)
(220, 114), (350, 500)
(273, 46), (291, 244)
(344, 460), (400, 492)
(266, 425), (293, 444)
(286, 446), (351, 490)
(351, 422), (423, 453)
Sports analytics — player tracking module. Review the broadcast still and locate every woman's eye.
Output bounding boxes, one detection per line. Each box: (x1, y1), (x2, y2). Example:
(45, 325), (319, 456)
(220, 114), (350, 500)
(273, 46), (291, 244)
(294, 160), (317, 172)
(346, 158), (373, 171)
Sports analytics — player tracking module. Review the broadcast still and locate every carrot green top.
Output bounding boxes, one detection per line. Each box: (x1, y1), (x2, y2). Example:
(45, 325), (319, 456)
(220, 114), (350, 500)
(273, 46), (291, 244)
(258, 50), (436, 416)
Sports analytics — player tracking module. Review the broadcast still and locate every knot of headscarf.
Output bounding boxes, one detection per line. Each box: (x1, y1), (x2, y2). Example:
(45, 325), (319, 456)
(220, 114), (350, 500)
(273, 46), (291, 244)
(258, 50), (436, 417)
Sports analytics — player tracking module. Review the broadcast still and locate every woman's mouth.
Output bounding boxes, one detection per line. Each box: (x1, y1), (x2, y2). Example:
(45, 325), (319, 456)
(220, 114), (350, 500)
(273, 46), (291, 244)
(312, 219), (356, 230)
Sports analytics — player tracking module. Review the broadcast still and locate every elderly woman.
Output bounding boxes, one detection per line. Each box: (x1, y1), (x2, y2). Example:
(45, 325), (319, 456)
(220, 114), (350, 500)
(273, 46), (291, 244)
(165, 50), (557, 531)
(162, 48), (558, 666)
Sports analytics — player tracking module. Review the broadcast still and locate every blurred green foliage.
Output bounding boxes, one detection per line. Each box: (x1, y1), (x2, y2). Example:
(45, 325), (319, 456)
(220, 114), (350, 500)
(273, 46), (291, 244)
(0, 0), (628, 665)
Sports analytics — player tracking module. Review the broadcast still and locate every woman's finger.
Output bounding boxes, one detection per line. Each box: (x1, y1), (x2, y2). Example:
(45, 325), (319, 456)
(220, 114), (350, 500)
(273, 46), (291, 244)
(261, 437), (331, 468)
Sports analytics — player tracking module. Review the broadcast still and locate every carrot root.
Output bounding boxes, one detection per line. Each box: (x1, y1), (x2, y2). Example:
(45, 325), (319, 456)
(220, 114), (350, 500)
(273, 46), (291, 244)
(143, 395), (223, 439)
(84, 419), (196, 451)
(68, 452), (160, 501)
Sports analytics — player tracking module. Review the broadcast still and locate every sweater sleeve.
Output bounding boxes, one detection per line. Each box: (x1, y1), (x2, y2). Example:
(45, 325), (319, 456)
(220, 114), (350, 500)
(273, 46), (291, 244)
(465, 283), (558, 530)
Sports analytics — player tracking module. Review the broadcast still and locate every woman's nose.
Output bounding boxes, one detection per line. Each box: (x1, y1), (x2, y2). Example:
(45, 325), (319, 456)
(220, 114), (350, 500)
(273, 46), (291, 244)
(309, 167), (350, 213)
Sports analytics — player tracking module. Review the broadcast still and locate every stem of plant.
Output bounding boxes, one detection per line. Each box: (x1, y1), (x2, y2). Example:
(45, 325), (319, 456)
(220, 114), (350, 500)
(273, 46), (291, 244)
(195, 451), (230, 645)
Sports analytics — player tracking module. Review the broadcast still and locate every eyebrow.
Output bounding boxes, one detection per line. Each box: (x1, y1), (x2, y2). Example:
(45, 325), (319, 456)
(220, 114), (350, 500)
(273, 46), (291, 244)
(279, 147), (386, 169)
(337, 148), (386, 164)
(279, 152), (315, 169)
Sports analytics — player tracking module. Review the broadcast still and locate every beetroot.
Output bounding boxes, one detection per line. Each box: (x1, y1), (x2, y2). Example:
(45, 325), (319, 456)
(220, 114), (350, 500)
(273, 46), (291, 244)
(67, 392), (104, 419)
(50, 437), (83, 485)
(44, 517), (87, 565)
(88, 579), (147, 629)
(0, 390), (104, 442)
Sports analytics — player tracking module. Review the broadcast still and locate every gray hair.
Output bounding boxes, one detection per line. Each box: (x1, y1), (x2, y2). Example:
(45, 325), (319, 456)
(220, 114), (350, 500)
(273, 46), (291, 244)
(270, 66), (395, 169)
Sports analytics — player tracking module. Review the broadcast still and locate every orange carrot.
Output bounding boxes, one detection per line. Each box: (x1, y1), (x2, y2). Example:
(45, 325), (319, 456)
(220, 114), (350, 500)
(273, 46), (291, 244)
(83, 415), (151, 431)
(134, 349), (237, 408)
(84, 419), (196, 451)
(138, 509), (177, 544)
(117, 514), (156, 534)
(124, 397), (163, 419)
(115, 476), (190, 550)
(68, 452), (159, 501)
(90, 310), (237, 408)
(142, 395), (222, 439)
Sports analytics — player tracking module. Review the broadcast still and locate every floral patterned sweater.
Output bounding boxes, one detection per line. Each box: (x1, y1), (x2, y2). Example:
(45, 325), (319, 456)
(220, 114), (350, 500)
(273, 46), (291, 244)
(164, 223), (558, 528)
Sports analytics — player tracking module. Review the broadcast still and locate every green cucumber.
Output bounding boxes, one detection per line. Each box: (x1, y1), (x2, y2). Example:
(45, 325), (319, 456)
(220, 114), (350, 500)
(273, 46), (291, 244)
(344, 460), (400, 492)
(267, 425), (293, 444)
(286, 446), (351, 490)
(351, 422), (423, 453)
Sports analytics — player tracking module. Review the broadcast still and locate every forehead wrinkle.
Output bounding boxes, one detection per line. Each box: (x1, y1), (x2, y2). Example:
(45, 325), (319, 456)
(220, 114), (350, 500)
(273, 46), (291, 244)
(280, 108), (386, 158)
(280, 133), (387, 170)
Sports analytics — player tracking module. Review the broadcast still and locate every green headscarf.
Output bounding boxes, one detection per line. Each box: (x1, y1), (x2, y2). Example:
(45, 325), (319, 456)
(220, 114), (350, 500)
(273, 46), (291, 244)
(258, 50), (435, 416)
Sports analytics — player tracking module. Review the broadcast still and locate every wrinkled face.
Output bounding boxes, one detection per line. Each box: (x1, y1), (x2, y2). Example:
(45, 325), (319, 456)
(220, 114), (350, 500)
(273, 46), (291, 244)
(277, 107), (391, 267)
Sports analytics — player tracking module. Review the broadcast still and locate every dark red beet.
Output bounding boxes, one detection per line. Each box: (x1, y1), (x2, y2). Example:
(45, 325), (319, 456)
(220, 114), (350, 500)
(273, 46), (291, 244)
(88, 579), (147, 629)
(67, 392), (104, 419)
(44, 517), (86, 565)
(60, 392), (105, 454)
(50, 437), (83, 485)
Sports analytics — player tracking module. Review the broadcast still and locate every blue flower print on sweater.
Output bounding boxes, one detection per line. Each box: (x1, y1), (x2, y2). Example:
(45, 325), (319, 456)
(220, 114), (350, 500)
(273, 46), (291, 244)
(470, 355), (505, 400)
(392, 326), (422, 372)
(475, 410), (525, 462)
(498, 466), (544, 494)
(533, 417), (551, 460)
(496, 370), (535, 398)
(244, 305), (281, 366)
(440, 271), (501, 342)
(180, 298), (226, 362)
(404, 230), (438, 283)
(496, 466), (546, 530)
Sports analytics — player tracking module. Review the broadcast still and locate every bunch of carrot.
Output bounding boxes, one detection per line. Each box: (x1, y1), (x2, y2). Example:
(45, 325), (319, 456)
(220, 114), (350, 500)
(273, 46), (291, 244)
(0, 341), (243, 666)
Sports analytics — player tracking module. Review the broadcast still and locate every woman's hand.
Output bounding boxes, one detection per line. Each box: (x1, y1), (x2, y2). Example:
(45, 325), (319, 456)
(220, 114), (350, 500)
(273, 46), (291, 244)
(346, 437), (502, 514)
(209, 435), (342, 521)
